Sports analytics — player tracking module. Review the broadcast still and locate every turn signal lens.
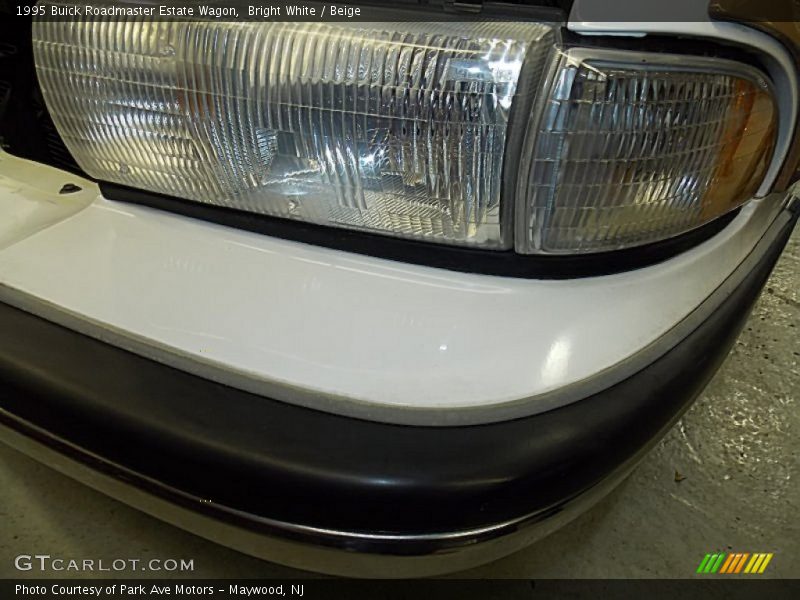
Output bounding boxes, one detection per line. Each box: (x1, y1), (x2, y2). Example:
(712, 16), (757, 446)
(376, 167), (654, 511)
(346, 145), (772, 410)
(516, 50), (777, 254)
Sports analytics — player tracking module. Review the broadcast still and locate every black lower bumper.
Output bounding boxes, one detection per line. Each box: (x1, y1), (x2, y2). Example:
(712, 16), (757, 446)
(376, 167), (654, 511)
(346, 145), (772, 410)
(0, 203), (797, 574)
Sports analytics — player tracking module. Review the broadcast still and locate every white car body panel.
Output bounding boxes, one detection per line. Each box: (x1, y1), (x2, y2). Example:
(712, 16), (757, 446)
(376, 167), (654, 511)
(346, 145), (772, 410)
(0, 152), (788, 425)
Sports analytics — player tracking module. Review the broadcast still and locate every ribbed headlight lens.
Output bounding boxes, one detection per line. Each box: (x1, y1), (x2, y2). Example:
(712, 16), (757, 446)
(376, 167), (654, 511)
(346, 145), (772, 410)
(32, 5), (779, 258)
(33, 7), (553, 248)
(516, 50), (778, 254)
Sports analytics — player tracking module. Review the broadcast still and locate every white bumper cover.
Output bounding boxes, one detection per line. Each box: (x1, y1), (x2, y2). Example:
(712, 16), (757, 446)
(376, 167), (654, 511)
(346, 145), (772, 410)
(0, 152), (792, 425)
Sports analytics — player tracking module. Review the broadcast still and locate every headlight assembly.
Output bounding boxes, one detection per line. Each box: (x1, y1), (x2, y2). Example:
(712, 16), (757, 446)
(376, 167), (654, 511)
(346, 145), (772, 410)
(31, 2), (780, 261)
(33, 12), (553, 248)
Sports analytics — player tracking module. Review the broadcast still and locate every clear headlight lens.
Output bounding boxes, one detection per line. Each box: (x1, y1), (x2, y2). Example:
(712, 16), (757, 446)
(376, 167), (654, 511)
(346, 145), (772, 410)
(516, 50), (778, 254)
(32, 5), (780, 257)
(33, 7), (553, 248)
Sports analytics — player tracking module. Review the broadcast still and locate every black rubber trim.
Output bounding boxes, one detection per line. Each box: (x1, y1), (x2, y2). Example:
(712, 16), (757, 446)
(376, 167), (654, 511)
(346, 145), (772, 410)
(0, 208), (795, 545)
(100, 181), (740, 279)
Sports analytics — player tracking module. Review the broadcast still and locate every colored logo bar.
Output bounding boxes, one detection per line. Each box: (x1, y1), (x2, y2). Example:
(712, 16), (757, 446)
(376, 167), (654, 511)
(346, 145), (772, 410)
(696, 553), (774, 574)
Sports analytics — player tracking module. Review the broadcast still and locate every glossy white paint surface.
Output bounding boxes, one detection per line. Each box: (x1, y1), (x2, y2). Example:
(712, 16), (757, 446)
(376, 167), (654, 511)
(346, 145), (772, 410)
(0, 153), (786, 424)
(0, 156), (94, 250)
(567, 14), (800, 197)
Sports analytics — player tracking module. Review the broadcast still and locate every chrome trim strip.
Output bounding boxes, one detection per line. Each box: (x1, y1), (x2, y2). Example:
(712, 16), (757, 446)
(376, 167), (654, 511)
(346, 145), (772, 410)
(0, 409), (636, 578)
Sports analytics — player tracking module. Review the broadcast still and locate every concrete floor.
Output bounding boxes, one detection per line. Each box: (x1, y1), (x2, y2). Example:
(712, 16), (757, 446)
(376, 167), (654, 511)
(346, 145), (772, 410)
(0, 225), (797, 580)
